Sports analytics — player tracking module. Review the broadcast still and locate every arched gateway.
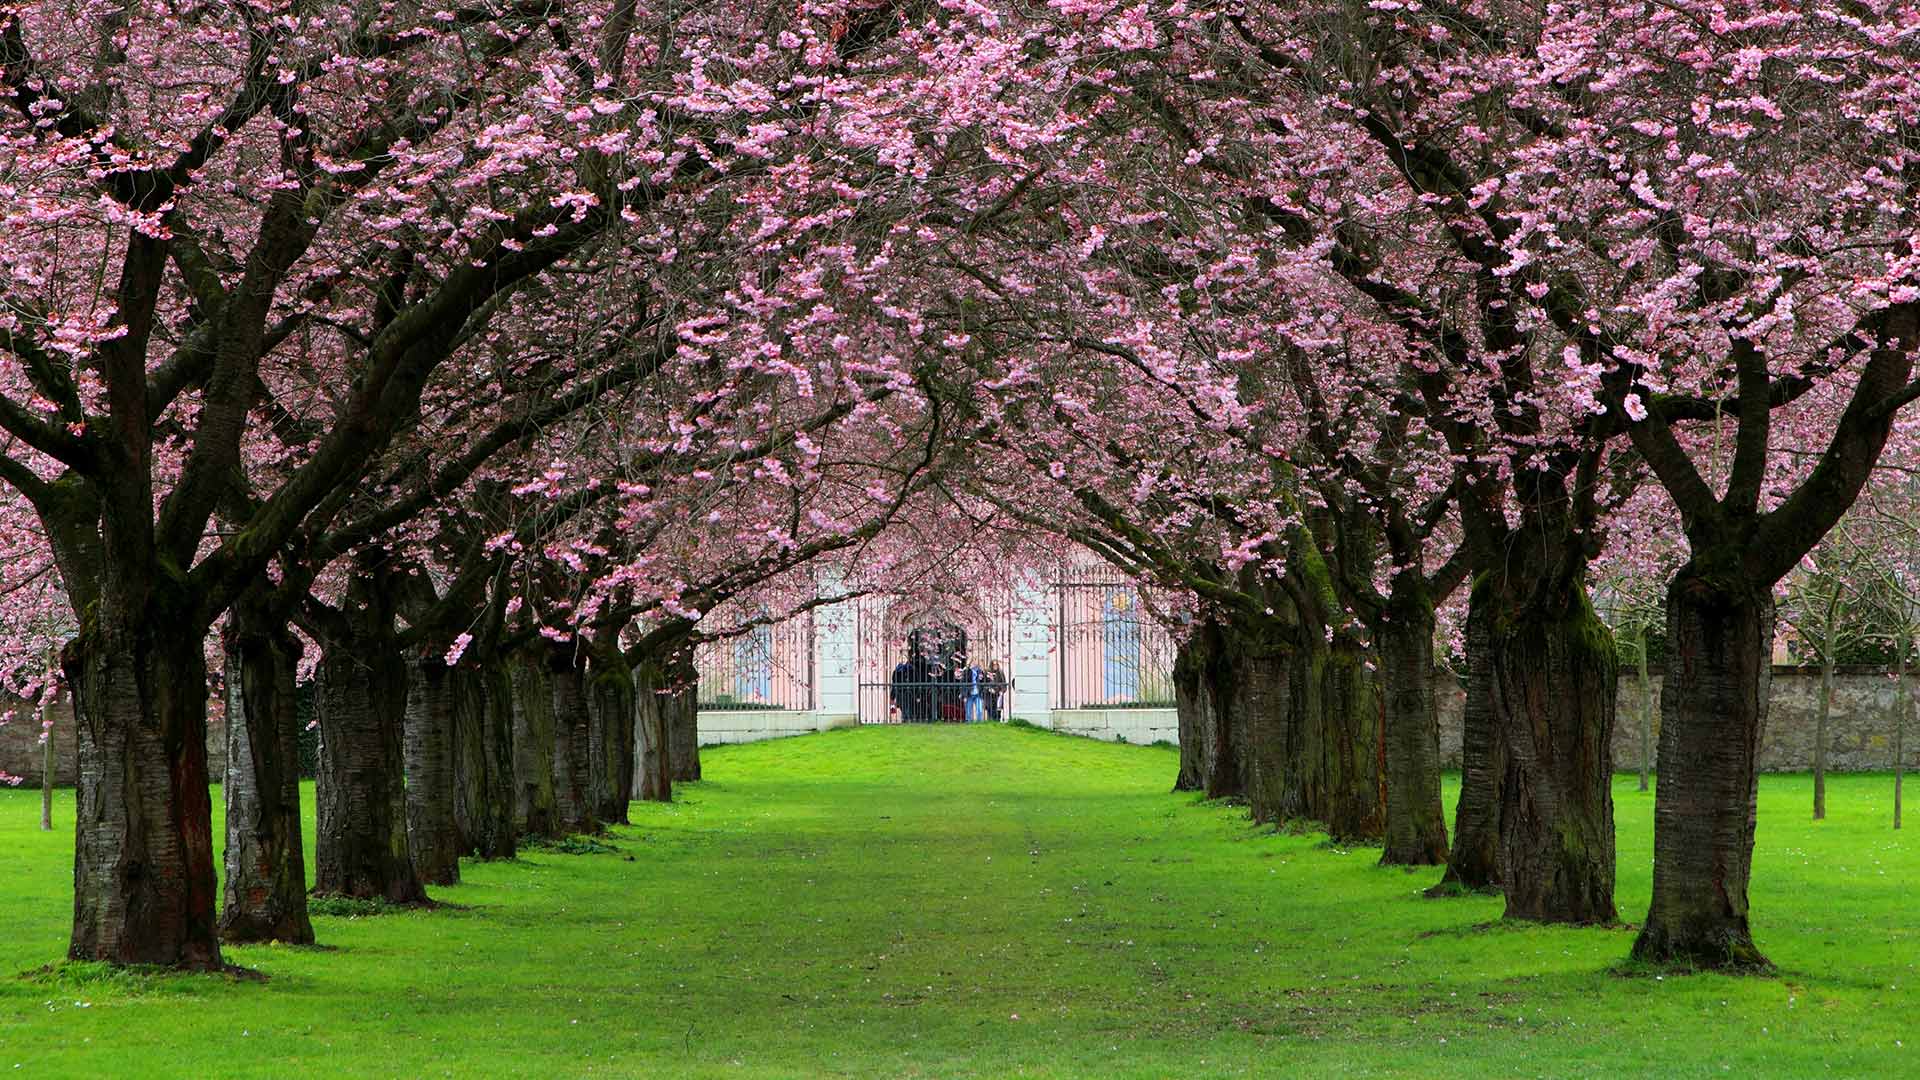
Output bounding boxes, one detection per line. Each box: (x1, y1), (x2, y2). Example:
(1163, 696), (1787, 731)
(691, 567), (1180, 745)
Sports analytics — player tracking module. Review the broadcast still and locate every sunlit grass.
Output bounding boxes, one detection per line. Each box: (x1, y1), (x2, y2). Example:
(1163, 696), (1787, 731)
(1, 724), (1912, 1077)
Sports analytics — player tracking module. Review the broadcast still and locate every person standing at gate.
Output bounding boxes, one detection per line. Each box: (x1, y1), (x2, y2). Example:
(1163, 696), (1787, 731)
(890, 650), (916, 723)
(964, 659), (988, 723)
(984, 659), (1007, 721)
(909, 648), (934, 722)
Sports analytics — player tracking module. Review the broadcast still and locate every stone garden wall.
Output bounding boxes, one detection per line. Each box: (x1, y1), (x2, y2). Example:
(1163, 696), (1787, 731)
(1, 697), (228, 787)
(1437, 667), (1918, 772)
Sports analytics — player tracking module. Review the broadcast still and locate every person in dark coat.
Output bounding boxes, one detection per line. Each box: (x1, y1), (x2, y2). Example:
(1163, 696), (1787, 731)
(909, 650), (934, 722)
(984, 660), (1008, 721)
(890, 652), (917, 723)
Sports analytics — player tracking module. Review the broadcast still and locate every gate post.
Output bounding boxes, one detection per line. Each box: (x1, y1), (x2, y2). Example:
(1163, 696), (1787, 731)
(1012, 580), (1054, 728)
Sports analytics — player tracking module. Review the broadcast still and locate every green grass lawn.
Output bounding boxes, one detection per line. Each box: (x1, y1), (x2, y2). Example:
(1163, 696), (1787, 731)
(1, 725), (1914, 1077)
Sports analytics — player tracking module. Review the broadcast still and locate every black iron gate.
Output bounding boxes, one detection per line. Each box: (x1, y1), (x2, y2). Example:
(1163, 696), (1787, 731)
(855, 597), (1015, 723)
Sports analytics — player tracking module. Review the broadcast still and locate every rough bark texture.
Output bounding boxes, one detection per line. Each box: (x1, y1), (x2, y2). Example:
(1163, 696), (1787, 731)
(64, 606), (224, 968)
(1431, 589), (1505, 894)
(1238, 644), (1296, 826)
(665, 656), (701, 783)
(1297, 629), (1386, 843)
(451, 664), (486, 855)
(1637, 639), (1653, 793)
(1490, 582), (1618, 925)
(1171, 634), (1209, 792)
(404, 655), (462, 885)
(588, 653), (636, 823)
(313, 593), (428, 905)
(218, 607), (315, 944)
(1199, 630), (1244, 801)
(633, 660), (673, 803)
(510, 654), (559, 838)
(547, 648), (598, 836)
(1377, 597), (1448, 867)
(458, 658), (518, 859)
(1631, 568), (1772, 968)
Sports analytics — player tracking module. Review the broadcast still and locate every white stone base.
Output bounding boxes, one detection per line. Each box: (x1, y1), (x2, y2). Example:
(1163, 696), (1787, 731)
(1047, 707), (1178, 746)
(696, 710), (858, 745)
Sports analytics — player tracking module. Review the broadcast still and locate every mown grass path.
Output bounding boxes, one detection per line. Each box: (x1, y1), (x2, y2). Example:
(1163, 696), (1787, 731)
(2, 724), (1914, 1076)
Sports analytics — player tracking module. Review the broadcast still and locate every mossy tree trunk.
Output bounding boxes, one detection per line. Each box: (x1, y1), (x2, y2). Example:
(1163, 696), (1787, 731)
(588, 649), (636, 823)
(1304, 627), (1385, 844)
(665, 655), (701, 783)
(1171, 631), (1210, 793)
(1488, 579), (1617, 925)
(510, 652), (559, 838)
(451, 663), (486, 855)
(218, 594), (314, 943)
(1377, 580), (1448, 866)
(460, 655), (518, 859)
(633, 659), (673, 803)
(1631, 566), (1772, 968)
(1239, 648), (1295, 825)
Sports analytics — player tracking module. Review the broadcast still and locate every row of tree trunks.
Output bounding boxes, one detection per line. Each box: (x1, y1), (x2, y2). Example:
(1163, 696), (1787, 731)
(219, 596), (315, 944)
(312, 575), (429, 905)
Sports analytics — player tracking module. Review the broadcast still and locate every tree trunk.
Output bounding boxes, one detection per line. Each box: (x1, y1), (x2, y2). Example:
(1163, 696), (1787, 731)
(665, 656), (701, 783)
(1172, 633), (1209, 792)
(451, 664), (485, 855)
(1814, 630), (1835, 821)
(1489, 581), (1618, 925)
(633, 660), (672, 803)
(588, 653), (636, 823)
(510, 653), (559, 838)
(1299, 629), (1385, 843)
(1377, 590), (1448, 866)
(1631, 568), (1770, 968)
(1430, 585), (1503, 894)
(459, 657), (518, 859)
(1896, 638), (1908, 831)
(547, 647), (598, 836)
(1637, 636), (1653, 792)
(1199, 633), (1244, 801)
(314, 614), (427, 905)
(1237, 643), (1297, 826)
(64, 609), (224, 969)
(404, 654), (462, 885)
(218, 607), (314, 944)
(39, 696), (53, 830)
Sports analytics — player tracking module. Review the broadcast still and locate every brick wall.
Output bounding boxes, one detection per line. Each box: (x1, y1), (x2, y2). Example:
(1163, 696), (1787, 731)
(1437, 667), (1919, 772)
